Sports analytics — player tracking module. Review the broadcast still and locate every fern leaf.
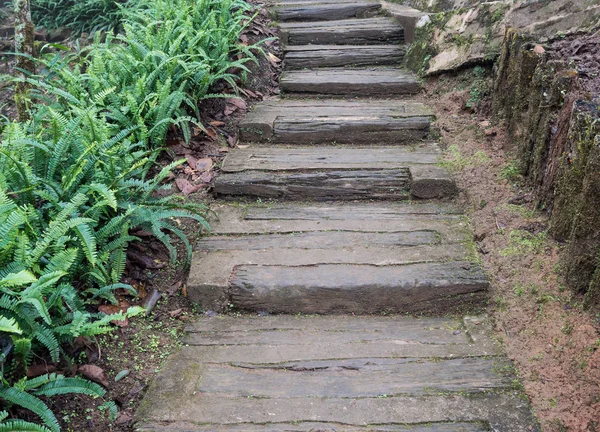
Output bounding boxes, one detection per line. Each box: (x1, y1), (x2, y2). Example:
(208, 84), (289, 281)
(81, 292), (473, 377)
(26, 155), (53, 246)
(0, 387), (59, 432)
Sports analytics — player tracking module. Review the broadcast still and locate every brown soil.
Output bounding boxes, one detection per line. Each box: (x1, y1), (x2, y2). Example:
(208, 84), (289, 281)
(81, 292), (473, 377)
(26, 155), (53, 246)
(424, 72), (600, 432)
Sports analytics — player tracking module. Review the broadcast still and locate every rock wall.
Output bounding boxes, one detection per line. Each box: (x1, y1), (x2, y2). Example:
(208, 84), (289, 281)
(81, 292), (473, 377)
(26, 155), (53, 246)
(492, 28), (600, 307)
(403, 0), (600, 75)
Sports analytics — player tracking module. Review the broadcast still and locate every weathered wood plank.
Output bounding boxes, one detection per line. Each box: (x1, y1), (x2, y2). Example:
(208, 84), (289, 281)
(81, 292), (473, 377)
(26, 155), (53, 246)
(138, 421), (492, 432)
(220, 145), (441, 173)
(280, 68), (420, 96)
(271, 2), (380, 21)
(240, 98), (432, 143)
(184, 315), (462, 333)
(272, 115), (430, 144)
(229, 262), (489, 314)
(242, 202), (462, 219)
(280, 18), (404, 45)
(284, 44), (405, 68)
(184, 326), (469, 346)
(213, 169), (411, 200)
(197, 230), (439, 251)
(197, 358), (512, 398)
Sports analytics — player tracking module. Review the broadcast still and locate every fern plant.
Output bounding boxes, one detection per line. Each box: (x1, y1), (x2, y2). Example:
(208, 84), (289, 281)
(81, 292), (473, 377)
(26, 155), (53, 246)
(0, 373), (106, 432)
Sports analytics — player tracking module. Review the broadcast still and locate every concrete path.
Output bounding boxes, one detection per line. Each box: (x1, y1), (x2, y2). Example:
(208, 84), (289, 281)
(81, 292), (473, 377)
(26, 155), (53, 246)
(136, 1), (539, 430)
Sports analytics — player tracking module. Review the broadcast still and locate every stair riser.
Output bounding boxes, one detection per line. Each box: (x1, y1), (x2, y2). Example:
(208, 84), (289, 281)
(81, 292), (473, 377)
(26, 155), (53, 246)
(240, 117), (431, 144)
(188, 263), (489, 315)
(213, 173), (456, 201)
(272, 4), (381, 21)
(281, 27), (404, 45)
(281, 80), (420, 96)
(213, 169), (413, 201)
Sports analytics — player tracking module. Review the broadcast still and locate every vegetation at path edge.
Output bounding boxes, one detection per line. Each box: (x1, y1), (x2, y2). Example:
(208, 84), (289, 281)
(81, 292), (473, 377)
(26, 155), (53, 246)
(1, 0), (265, 429)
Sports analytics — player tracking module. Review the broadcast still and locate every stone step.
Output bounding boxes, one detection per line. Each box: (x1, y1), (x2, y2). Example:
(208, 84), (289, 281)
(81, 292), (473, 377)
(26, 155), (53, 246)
(271, 1), (381, 21)
(281, 67), (420, 96)
(136, 316), (539, 432)
(187, 202), (479, 312)
(240, 98), (432, 144)
(229, 262), (488, 314)
(212, 145), (456, 200)
(284, 44), (405, 68)
(280, 17), (404, 45)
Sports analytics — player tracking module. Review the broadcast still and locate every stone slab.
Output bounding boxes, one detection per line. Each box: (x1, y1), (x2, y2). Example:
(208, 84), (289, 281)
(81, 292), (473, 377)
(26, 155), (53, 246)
(271, 2), (381, 21)
(240, 98), (433, 143)
(280, 68), (420, 96)
(229, 262), (488, 314)
(136, 316), (537, 432)
(280, 17), (404, 45)
(284, 44), (405, 68)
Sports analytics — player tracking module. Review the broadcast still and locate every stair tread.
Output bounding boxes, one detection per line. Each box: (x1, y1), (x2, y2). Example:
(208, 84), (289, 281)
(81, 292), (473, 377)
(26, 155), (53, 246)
(281, 67), (420, 95)
(280, 17), (404, 45)
(240, 97), (431, 143)
(136, 315), (537, 431)
(271, 1), (381, 21)
(187, 201), (475, 310)
(284, 44), (405, 68)
(213, 145), (455, 200)
(221, 144), (441, 172)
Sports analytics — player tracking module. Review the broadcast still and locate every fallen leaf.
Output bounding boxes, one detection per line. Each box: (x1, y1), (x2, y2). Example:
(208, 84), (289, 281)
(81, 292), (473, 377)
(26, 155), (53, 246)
(227, 135), (238, 147)
(127, 250), (165, 269)
(27, 364), (56, 378)
(116, 411), (133, 425)
(186, 154), (199, 169)
(239, 34), (249, 44)
(166, 281), (182, 296)
(219, 147), (230, 153)
(199, 171), (214, 183)
(209, 120), (225, 127)
(169, 308), (183, 318)
(195, 158), (213, 172)
(98, 305), (122, 315)
(98, 304), (129, 327)
(79, 364), (109, 387)
(226, 98), (247, 110)
(175, 178), (201, 196)
(115, 369), (130, 382)
(205, 127), (218, 140)
(237, 144), (250, 149)
(533, 45), (545, 54)
(224, 104), (237, 116)
(268, 52), (282, 66)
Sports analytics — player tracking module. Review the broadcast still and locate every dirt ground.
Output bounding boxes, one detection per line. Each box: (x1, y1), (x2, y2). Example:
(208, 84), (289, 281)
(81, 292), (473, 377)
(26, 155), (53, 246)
(423, 71), (600, 432)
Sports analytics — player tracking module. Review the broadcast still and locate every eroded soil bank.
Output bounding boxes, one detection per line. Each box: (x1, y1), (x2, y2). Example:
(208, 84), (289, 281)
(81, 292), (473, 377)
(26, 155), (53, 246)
(423, 73), (600, 432)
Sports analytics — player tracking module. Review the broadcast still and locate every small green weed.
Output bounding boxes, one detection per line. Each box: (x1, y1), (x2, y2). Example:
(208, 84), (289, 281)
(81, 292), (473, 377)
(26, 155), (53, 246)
(500, 230), (547, 256)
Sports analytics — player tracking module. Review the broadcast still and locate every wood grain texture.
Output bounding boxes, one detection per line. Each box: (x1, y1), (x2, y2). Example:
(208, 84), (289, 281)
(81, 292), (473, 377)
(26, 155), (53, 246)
(284, 44), (405, 68)
(229, 262), (489, 314)
(220, 145), (441, 172)
(240, 98), (432, 143)
(213, 169), (411, 200)
(280, 67), (420, 95)
(280, 18), (404, 45)
(272, 2), (380, 21)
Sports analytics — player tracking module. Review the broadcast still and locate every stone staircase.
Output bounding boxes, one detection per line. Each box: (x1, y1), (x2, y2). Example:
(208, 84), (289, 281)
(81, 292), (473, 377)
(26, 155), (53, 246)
(135, 1), (539, 430)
